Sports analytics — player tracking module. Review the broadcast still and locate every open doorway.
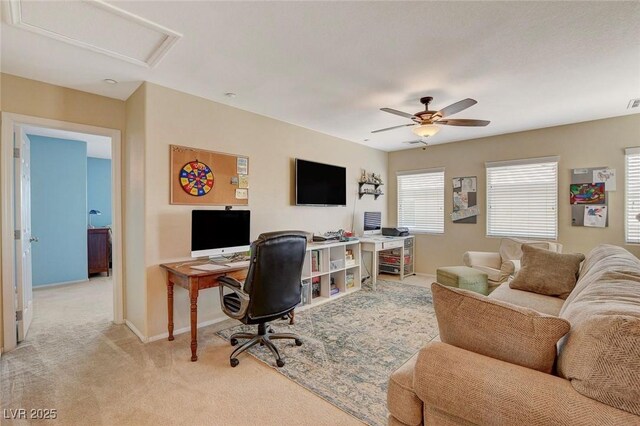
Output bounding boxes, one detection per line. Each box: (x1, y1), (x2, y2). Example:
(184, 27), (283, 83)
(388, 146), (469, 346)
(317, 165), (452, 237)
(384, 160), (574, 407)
(1, 113), (123, 353)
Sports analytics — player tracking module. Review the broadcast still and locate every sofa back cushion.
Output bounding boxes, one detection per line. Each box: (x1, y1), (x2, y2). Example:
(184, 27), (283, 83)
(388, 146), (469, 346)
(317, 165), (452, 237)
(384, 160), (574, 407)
(498, 238), (562, 262)
(561, 244), (640, 315)
(557, 250), (640, 416)
(432, 283), (570, 373)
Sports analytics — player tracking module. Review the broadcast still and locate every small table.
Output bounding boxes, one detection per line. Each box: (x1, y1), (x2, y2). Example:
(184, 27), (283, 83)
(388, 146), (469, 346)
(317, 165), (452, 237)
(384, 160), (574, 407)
(359, 236), (415, 289)
(160, 261), (249, 362)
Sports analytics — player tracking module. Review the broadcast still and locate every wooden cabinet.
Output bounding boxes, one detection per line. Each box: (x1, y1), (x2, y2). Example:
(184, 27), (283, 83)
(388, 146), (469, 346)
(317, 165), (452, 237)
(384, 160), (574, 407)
(88, 228), (111, 276)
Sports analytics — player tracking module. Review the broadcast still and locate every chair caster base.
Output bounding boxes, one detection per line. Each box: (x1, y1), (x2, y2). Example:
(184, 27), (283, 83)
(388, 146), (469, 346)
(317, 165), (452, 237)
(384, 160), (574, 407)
(276, 359), (285, 367)
(230, 358), (239, 367)
(295, 339), (303, 346)
(230, 338), (238, 346)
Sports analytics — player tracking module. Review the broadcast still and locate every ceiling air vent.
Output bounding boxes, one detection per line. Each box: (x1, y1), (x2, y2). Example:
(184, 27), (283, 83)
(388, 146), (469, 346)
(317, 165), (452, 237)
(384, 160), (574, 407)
(628, 98), (640, 109)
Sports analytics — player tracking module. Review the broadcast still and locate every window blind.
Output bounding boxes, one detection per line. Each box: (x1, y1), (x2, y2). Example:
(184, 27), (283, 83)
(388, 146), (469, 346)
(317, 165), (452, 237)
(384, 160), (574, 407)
(626, 148), (640, 243)
(397, 169), (444, 233)
(486, 158), (558, 239)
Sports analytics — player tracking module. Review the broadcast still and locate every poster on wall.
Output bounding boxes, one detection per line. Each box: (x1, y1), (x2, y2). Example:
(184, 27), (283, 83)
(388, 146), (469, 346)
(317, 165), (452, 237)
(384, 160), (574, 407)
(570, 183), (606, 205)
(584, 205), (607, 228)
(451, 176), (477, 224)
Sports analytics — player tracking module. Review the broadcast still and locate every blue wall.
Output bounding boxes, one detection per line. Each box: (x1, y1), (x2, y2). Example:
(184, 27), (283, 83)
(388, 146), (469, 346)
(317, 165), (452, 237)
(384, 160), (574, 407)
(29, 135), (88, 286)
(87, 158), (112, 227)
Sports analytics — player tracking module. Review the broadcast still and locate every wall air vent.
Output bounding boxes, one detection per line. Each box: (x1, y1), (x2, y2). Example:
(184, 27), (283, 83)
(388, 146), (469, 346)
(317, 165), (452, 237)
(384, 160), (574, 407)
(5, 0), (182, 68)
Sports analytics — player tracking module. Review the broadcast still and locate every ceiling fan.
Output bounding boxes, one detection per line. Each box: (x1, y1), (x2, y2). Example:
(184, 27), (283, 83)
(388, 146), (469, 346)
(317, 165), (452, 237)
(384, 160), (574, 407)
(372, 96), (490, 138)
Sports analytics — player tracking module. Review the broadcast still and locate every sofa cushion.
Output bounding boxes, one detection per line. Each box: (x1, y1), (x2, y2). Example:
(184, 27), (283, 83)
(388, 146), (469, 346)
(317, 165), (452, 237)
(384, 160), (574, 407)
(561, 244), (640, 315)
(490, 282), (564, 316)
(510, 245), (584, 299)
(469, 265), (502, 283)
(558, 270), (640, 416)
(387, 352), (423, 426)
(431, 283), (570, 373)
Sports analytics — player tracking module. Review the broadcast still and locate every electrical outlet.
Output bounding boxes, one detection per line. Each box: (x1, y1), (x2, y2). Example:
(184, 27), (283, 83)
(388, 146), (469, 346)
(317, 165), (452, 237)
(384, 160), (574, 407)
(628, 98), (640, 109)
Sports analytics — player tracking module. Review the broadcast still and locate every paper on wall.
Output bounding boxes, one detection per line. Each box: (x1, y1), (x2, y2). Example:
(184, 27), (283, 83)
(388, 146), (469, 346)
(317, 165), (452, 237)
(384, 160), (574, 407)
(238, 175), (249, 189)
(237, 157), (248, 175)
(584, 205), (607, 228)
(453, 178), (462, 189)
(235, 189), (248, 199)
(462, 177), (476, 193)
(593, 168), (616, 191)
(450, 205), (479, 221)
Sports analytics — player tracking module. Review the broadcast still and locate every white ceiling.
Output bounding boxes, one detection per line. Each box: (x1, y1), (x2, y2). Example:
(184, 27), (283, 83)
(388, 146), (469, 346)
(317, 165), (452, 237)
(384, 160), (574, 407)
(23, 125), (112, 159)
(2, 1), (640, 151)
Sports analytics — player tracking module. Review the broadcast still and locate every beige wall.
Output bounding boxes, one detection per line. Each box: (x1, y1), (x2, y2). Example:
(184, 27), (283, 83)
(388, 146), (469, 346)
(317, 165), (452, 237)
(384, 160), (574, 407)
(0, 73), (126, 349)
(388, 114), (640, 274)
(142, 83), (388, 338)
(123, 85), (147, 336)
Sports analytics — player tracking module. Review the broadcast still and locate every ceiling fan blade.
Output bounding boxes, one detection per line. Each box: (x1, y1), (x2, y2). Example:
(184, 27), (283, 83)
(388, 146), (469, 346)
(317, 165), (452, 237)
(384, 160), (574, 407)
(437, 119), (490, 127)
(434, 98), (478, 119)
(403, 140), (424, 144)
(380, 108), (418, 120)
(371, 123), (415, 133)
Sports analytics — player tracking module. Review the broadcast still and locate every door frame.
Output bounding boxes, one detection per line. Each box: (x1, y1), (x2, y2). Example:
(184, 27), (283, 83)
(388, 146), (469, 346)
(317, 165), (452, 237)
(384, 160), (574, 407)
(1, 112), (124, 352)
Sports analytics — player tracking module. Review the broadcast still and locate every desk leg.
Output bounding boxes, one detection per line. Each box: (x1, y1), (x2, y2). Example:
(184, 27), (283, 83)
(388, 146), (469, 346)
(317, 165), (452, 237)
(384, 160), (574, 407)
(167, 280), (174, 341)
(371, 250), (378, 291)
(189, 283), (199, 362)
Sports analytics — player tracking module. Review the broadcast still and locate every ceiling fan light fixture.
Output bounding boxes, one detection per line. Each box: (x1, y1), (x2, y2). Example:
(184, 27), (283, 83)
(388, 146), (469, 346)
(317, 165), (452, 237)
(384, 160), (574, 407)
(412, 124), (440, 138)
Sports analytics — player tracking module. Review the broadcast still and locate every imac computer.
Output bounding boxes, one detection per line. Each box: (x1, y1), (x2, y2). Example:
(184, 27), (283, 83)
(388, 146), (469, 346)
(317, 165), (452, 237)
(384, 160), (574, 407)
(363, 211), (382, 235)
(191, 210), (250, 258)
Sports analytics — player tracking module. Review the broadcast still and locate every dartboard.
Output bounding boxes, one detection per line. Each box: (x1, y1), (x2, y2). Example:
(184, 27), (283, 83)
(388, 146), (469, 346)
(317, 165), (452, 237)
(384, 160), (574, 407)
(179, 161), (214, 196)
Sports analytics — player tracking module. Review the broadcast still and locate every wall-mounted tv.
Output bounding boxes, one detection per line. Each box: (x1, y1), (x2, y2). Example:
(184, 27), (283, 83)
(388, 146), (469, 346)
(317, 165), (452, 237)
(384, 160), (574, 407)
(295, 159), (347, 206)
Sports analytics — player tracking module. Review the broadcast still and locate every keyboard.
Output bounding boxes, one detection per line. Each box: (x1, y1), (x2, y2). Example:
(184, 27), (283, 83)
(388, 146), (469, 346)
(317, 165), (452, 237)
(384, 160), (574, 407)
(191, 263), (228, 271)
(225, 260), (251, 268)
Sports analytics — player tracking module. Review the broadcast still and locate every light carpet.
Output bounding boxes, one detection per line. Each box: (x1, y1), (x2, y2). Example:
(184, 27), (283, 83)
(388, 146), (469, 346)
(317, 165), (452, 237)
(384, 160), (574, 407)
(1, 278), (363, 425)
(218, 280), (439, 426)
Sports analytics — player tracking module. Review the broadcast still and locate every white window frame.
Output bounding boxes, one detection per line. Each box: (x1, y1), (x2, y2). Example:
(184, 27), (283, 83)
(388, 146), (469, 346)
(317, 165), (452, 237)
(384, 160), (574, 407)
(486, 156), (559, 240)
(396, 168), (445, 234)
(625, 147), (640, 244)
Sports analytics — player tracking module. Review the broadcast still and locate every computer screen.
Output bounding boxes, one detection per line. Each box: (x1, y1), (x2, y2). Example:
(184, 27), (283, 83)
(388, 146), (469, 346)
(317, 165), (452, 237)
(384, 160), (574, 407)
(191, 210), (251, 257)
(363, 211), (382, 235)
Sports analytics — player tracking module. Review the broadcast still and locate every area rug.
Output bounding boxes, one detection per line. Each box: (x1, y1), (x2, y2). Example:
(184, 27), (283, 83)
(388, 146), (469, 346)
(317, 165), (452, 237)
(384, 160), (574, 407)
(217, 280), (439, 426)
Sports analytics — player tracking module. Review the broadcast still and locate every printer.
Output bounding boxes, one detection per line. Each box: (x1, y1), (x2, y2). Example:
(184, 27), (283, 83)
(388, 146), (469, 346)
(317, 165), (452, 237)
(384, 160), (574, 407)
(382, 227), (409, 237)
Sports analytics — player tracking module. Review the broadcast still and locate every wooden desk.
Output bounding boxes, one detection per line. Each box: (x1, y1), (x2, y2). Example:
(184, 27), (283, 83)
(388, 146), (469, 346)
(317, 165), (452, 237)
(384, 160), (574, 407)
(160, 261), (248, 362)
(359, 236), (415, 289)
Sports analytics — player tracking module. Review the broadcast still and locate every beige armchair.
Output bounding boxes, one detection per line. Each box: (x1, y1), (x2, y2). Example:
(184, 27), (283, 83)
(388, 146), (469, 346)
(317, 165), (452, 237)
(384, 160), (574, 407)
(463, 238), (562, 290)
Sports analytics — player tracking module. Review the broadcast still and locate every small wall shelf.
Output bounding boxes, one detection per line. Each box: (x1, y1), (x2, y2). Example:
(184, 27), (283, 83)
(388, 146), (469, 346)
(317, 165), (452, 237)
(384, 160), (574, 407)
(358, 181), (384, 200)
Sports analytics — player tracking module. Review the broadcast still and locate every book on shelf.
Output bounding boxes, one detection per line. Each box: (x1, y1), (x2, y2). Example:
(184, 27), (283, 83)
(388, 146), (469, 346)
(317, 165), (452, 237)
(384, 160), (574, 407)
(311, 250), (321, 273)
(312, 276), (321, 298)
(330, 287), (340, 296)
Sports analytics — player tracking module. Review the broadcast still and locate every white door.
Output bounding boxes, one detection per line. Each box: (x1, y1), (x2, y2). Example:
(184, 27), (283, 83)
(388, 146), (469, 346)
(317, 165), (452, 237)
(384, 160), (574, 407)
(15, 127), (34, 341)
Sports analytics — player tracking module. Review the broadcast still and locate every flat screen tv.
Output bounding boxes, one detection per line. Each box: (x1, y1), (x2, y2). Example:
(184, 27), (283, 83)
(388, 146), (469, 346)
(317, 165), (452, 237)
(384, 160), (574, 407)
(191, 210), (250, 257)
(295, 159), (347, 206)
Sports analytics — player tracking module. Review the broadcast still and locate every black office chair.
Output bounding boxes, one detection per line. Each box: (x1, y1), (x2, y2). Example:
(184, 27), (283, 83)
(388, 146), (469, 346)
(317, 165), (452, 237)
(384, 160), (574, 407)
(219, 231), (308, 367)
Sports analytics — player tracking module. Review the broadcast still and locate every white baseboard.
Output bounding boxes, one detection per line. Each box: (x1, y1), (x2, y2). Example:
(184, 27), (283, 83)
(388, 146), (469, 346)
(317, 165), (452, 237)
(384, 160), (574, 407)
(125, 320), (148, 343)
(147, 316), (228, 343)
(33, 278), (88, 289)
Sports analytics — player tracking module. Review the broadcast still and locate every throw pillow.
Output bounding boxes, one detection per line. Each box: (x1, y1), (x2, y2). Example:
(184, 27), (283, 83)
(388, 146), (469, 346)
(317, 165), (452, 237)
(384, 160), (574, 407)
(510, 244), (585, 299)
(431, 282), (570, 373)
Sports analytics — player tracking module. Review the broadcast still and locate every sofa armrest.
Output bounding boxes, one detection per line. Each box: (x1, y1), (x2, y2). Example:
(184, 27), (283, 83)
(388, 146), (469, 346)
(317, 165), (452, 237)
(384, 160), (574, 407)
(463, 251), (502, 270)
(413, 342), (637, 425)
(499, 259), (521, 278)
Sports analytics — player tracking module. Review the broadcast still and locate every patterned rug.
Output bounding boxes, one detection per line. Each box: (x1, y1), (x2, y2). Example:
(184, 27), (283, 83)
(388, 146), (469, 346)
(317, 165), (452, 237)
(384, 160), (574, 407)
(217, 280), (439, 425)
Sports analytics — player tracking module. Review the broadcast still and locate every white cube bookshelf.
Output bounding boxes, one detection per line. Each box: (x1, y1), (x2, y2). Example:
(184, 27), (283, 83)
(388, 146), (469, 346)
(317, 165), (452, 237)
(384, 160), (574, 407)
(299, 240), (362, 310)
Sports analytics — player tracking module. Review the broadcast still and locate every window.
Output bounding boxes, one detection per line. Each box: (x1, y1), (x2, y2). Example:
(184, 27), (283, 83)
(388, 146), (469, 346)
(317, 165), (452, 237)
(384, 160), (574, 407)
(486, 157), (559, 239)
(626, 148), (640, 243)
(397, 168), (444, 233)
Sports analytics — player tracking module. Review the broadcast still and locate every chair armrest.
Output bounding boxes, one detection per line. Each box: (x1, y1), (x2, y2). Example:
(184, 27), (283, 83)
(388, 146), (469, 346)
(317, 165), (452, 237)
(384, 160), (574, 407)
(218, 276), (250, 320)
(499, 259), (521, 279)
(413, 342), (636, 425)
(463, 251), (502, 270)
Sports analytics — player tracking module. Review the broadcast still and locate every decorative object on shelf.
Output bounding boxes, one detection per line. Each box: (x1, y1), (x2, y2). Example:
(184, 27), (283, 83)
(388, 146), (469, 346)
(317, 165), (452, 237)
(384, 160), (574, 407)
(359, 169), (384, 200)
(451, 176), (477, 224)
(179, 160), (214, 196)
(88, 209), (101, 228)
(170, 145), (249, 205)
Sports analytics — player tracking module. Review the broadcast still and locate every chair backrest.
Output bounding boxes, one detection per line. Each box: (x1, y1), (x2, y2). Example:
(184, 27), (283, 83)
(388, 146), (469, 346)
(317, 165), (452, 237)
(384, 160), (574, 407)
(244, 231), (308, 321)
(499, 237), (563, 261)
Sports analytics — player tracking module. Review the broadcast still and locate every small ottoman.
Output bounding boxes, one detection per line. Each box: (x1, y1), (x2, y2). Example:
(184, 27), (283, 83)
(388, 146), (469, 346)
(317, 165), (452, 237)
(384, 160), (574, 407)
(436, 266), (489, 295)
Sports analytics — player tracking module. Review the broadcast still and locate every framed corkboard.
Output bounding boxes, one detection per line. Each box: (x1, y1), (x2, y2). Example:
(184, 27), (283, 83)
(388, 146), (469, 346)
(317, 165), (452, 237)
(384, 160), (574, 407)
(170, 145), (249, 206)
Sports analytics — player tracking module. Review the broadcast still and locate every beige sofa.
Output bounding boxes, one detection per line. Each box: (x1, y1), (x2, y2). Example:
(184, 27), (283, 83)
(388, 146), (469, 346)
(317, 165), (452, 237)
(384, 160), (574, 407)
(388, 244), (640, 425)
(463, 238), (563, 291)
